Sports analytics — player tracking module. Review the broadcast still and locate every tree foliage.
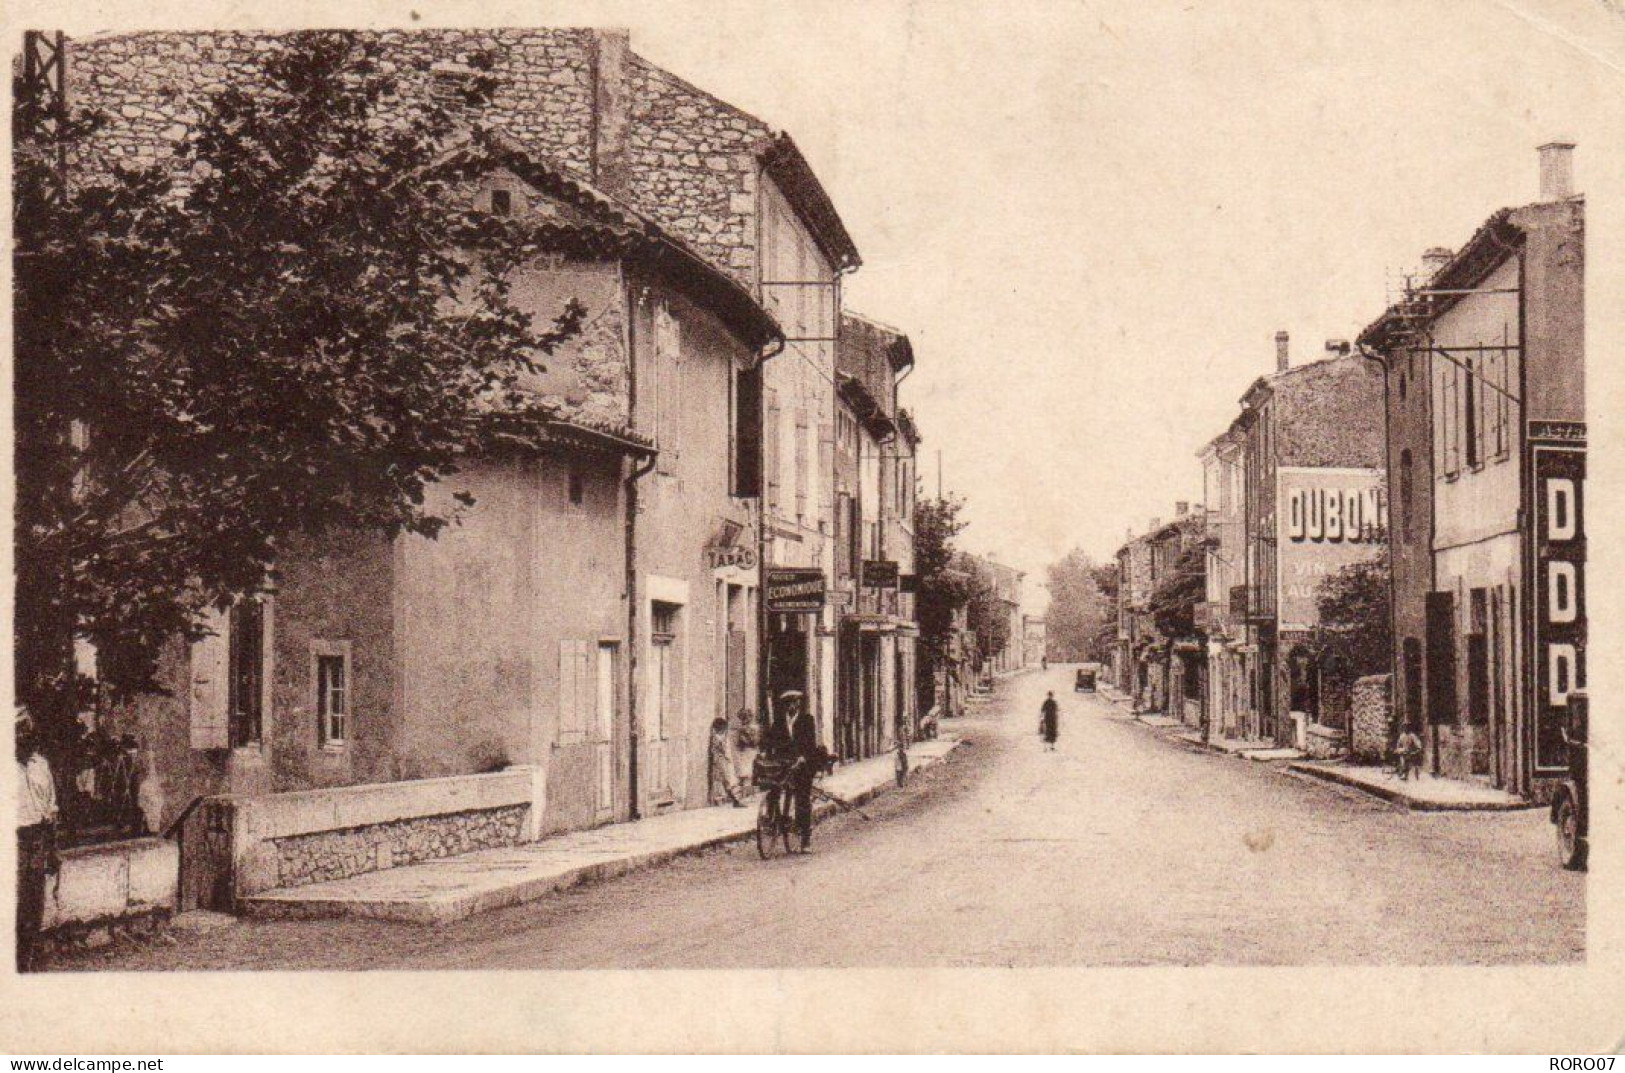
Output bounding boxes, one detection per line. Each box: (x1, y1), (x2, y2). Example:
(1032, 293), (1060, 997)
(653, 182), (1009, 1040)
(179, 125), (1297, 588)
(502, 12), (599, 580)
(963, 556), (1013, 663)
(1043, 548), (1115, 662)
(1148, 544), (1205, 640)
(914, 495), (974, 663)
(14, 32), (584, 741)
(1314, 556), (1392, 678)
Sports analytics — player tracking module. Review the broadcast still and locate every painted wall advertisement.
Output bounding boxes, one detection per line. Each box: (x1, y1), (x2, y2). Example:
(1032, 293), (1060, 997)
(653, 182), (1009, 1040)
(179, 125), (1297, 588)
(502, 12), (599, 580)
(1530, 440), (1586, 776)
(1275, 467), (1387, 632)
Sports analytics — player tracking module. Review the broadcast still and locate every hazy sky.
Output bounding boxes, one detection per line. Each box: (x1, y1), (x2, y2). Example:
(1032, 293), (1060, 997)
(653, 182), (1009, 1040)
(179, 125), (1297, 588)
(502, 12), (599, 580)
(50, 0), (1625, 615)
(605, 0), (1624, 614)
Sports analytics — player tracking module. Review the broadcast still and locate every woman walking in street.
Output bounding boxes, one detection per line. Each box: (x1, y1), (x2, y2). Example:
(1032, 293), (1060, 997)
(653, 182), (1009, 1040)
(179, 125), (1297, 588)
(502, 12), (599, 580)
(1039, 691), (1060, 751)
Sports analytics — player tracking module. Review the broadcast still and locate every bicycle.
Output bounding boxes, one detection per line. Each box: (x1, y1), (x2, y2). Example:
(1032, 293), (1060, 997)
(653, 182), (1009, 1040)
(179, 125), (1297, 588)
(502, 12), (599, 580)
(752, 751), (849, 859)
(752, 756), (797, 859)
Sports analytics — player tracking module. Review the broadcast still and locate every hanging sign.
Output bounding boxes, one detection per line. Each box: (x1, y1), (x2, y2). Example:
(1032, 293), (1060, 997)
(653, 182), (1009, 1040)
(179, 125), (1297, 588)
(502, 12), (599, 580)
(766, 567), (826, 611)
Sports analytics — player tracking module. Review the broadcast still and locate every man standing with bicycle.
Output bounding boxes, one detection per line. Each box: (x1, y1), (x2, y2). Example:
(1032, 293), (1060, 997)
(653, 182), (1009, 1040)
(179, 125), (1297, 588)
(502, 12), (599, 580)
(780, 690), (820, 853)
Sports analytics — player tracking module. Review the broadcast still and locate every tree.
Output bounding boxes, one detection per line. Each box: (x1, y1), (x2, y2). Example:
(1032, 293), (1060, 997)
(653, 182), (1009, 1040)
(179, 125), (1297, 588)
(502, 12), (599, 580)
(1314, 556), (1392, 678)
(1088, 561), (1121, 663)
(914, 494), (974, 665)
(1148, 544), (1205, 640)
(963, 556), (1012, 665)
(1043, 548), (1114, 662)
(14, 32), (584, 749)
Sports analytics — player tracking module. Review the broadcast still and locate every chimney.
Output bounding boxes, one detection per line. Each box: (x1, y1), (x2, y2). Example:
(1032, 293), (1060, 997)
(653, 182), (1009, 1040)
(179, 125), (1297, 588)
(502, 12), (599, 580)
(1421, 247), (1453, 280)
(1175, 501), (1189, 517)
(591, 30), (633, 197)
(1275, 330), (1290, 372)
(1538, 141), (1575, 201)
(1147, 517), (1160, 532)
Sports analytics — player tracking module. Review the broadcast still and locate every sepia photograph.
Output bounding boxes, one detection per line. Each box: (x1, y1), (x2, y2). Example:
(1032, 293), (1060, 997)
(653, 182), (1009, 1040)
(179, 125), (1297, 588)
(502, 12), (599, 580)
(4, 0), (1622, 1055)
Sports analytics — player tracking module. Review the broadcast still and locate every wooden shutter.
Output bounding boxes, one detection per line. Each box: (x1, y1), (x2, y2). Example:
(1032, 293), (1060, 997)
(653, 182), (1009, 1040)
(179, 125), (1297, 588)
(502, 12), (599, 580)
(794, 408), (809, 522)
(1425, 591), (1458, 725)
(733, 364), (762, 498)
(764, 388), (781, 514)
(189, 609), (230, 750)
(558, 640), (592, 743)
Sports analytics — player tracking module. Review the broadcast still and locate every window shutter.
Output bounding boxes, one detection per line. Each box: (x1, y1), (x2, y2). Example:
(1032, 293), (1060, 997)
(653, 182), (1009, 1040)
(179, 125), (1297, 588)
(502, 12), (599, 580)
(764, 388), (781, 514)
(794, 409), (809, 522)
(559, 640), (592, 743)
(733, 364), (763, 498)
(189, 609), (230, 750)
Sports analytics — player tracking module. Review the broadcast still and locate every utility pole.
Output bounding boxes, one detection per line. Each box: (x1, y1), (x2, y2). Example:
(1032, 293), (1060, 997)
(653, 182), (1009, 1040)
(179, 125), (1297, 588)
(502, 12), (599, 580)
(937, 449), (943, 500)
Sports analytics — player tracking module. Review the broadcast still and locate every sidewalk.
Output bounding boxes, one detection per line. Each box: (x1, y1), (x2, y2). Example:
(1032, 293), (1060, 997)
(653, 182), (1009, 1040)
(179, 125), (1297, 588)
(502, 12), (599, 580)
(1172, 728), (1305, 763)
(242, 737), (963, 925)
(1287, 761), (1535, 811)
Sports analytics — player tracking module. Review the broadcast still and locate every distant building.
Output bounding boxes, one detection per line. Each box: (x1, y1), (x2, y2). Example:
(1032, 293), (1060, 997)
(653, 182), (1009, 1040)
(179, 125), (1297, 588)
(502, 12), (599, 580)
(1358, 143), (1585, 799)
(1023, 617), (1048, 666)
(831, 313), (920, 759)
(1199, 429), (1250, 739)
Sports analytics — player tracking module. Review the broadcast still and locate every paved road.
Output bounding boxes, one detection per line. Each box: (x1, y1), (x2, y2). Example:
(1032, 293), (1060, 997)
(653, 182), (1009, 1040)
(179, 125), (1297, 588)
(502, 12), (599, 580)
(55, 667), (1583, 970)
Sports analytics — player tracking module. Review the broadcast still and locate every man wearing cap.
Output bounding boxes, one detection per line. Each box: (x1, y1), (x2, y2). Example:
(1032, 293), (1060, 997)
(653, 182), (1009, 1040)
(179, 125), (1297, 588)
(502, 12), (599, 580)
(779, 690), (820, 852)
(16, 706), (60, 971)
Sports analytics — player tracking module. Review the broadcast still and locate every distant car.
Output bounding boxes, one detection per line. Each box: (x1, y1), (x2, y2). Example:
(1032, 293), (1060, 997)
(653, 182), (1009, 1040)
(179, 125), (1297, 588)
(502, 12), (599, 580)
(1074, 667), (1097, 693)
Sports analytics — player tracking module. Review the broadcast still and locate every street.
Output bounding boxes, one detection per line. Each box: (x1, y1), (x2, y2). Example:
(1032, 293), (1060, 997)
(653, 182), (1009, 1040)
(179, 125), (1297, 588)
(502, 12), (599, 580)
(55, 668), (1582, 971)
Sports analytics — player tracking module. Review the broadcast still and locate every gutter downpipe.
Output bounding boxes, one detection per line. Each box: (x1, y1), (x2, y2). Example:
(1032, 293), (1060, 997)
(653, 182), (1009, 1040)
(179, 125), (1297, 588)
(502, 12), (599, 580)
(1355, 340), (1402, 753)
(624, 275), (656, 823)
(751, 335), (786, 740)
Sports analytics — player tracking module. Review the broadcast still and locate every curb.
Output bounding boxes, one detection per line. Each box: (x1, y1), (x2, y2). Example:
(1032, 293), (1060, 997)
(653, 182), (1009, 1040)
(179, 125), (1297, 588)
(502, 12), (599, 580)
(1285, 762), (1537, 812)
(244, 739), (966, 925)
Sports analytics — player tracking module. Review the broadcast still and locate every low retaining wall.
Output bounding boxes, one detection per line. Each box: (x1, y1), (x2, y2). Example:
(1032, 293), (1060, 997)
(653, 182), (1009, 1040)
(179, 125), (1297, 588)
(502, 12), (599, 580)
(183, 765), (542, 907)
(1304, 722), (1348, 760)
(45, 837), (178, 937)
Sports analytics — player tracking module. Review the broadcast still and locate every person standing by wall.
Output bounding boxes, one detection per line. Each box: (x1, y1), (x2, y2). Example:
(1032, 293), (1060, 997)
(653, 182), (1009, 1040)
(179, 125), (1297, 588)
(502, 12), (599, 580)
(16, 706), (60, 972)
(708, 716), (745, 807)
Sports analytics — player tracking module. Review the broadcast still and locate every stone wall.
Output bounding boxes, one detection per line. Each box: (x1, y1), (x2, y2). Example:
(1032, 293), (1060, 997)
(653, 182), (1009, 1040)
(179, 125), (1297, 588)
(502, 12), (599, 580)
(272, 803), (528, 889)
(1350, 673), (1393, 762)
(629, 59), (769, 282)
(65, 30), (774, 287)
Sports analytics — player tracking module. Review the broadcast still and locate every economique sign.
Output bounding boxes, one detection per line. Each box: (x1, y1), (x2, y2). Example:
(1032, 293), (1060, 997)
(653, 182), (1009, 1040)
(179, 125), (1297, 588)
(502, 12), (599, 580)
(1275, 467), (1387, 632)
(765, 567), (826, 611)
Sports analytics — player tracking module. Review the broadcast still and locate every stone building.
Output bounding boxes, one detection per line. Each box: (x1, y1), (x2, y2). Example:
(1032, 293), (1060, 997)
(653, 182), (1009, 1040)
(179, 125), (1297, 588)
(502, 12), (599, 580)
(830, 313), (920, 760)
(56, 29), (822, 907)
(1358, 143), (1585, 799)
(1235, 334), (1387, 751)
(67, 25), (864, 748)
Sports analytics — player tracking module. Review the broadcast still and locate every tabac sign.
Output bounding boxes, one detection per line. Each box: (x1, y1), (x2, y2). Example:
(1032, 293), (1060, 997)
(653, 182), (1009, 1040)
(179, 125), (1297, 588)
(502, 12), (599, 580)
(1276, 467), (1387, 632)
(1529, 438), (1585, 777)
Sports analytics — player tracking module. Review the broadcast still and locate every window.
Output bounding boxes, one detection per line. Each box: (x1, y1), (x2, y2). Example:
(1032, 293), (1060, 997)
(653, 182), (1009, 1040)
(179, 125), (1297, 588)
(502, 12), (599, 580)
(489, 188), (512, 216)
(650, 602), (681, 741)
(315, 649), (348, 747)
(228, 598), (265, 748)
(567, 464), (585, 506)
